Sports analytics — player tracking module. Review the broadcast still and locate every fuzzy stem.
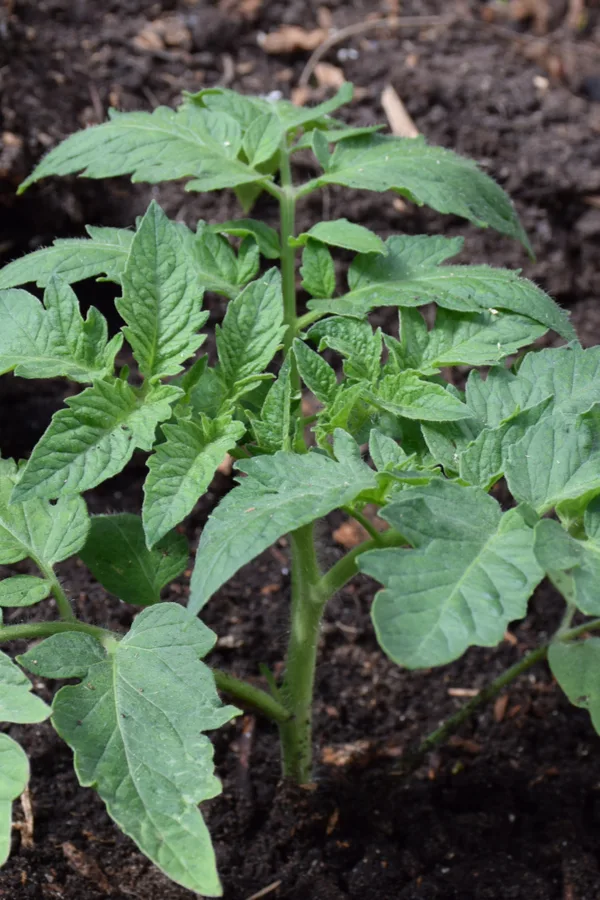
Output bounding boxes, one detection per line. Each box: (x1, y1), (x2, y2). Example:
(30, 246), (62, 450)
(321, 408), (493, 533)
(212, 669), (291, 724)
(315, 529), (405, 603)
(398, 616), (600, 775)
(0, 620), (117, 646)
(278, 523), (324, 782)
(43, 568), (75, 621)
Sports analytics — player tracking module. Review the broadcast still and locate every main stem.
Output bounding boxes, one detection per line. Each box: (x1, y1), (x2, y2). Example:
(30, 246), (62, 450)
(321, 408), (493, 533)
(278, 523), (325, 782)
(279, 141), (297, 356)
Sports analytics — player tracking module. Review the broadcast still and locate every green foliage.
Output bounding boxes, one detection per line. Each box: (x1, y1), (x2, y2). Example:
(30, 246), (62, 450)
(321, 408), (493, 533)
(0, 81), (595, 896)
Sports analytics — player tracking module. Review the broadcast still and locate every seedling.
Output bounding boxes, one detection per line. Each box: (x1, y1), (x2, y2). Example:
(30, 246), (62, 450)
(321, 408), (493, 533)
(0, 84), (598, 896)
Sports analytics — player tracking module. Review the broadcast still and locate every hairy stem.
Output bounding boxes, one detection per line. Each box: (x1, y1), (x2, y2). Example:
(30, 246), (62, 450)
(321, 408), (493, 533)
(315, 529), (405, 604)
(0, 620), (117, 646)
(279, 141), (297, 356)
(399, 616), (600, 775)
(212, 669), (291, 724)
(44, 569), (75, 621)
(278, 523), (324, 782)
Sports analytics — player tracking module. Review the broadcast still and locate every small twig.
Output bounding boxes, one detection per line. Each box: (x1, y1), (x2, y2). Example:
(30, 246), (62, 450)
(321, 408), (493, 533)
(15, 787), (34, 849)
(298, 15), (452, 88)
(380, 83), (419, 137)
(245, 880), (282, 900)
(218, 52), (235, 88)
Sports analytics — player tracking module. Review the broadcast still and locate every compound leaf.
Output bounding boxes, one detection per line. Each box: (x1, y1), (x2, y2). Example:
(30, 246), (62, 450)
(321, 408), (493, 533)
(79, 513), (188, 605)
(0, 459), (89, 566)
(316, 134), (531, 249)
(548, 639), (600, 736)
(37, 605), (239, 896)
(0, 281), (121, 382)
(360, 480), (542, 668)
(143, 417), (245, 547)
(216, 269), (285, 388)
(0, 226), (134, 290)
(189, 429), (377, 611)
(12, 381), (180, 502)
(118, 202), (207, 380)
(19, 105), (264, 194)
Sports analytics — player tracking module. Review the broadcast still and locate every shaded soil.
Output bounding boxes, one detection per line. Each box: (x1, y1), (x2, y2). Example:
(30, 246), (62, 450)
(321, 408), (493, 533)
(1, 1), (600, 898)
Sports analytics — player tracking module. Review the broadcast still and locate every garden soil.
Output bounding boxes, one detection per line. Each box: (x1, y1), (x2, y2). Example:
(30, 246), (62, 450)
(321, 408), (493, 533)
(1, 1), (600, 898)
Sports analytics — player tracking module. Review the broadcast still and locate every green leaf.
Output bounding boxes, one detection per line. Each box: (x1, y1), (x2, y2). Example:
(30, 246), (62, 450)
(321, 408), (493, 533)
(0, 226), (134, 290)
(293, 338), (337, 404)
(421, 417), (481, 473)
(0, 650), (50, 724)
(307, 316), (382, 382)
(311, 129), (331, 171)
(44, 605), (239, 896)
(389, 307), (547, 375)
(0, 734), (31, 865)
(291, 219), (386, 255)
(250, 355), (294, 451)
(118, 202), (207, 380)
(19, 633), (106, 679)
(360, 481), (543, 668)
(293, 124), (385, 151)
(369, 429), (411, 471)
(12, 381), (180, 502)
(189, 429), (377, 611)
(194, 227), (242, 297)
(216, 269), (285, 388)
(0, 281), (122, 382)
(79, 513), (188, 605)
(534, 501), (600, 615)
(505, 406), (600, 515)
(143, 416), (245, 547)
(308, 235), (574, 340)
(316, 133), (531, 249)
(314, 381), (370, 446)
(184, 88), (269, 129)
(0, 576), (50, 607)
(242, 113), (283, 167)
(300, 240), (336, 299)
(368, 372), (473, 422)
(0, 459), (89, 566)
(459, 398), (552, 490)
(19, 105), (265, 194)
(208, 219), (280, 259)
(548, 639), (600, 735)
(236, 236), (260, 284)
(270, 83), (353, 131)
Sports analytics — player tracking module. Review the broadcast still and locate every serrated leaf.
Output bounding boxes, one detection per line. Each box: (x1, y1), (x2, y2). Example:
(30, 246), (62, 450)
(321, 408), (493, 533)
(314, 381), (370, 446)
(369, 429), (410, 471)
(292, 124), (385, 151)
(251, 355), (294, 451)
(236, 236), (260, 284)
(270, 83), (353, 131)
(79, 513), (188, 605)
(0, 281), (121, 382)
(242, 113), (283, 167)
(505, 406), (600, 515)
(421, 418), (481, 473)
(118, 202), (207, 380)
(216, 269), (285, 388)
(0, 650), (50, 724)
(189, 429), (377, 611)
(19, 633), (106, 679)
(184, 88), (269, 128)
(307, 316), (381, 382)
(459, 398), (552, 489)
(143, 417), (245, 547)
(300, 240), (335, 299)
(0, 226), (134, 290)
(308, 236), (574, 340)
(19, 105), (265, 194)
(368, 372), (473, 422)
(293, 339), (337, 404)
(0, 734), (31, 865)
(0, 460), (89, 567)
(0, 576), (50, 607)
(389, 307), (547, 375)
(44, 605), (239, 896)
(13, 381), (180, 502)
(534, 500), (600, 615)
(208, 219), (280, 259)
(291, 219), (386, 255)
(316, 133), (531, 249)
(548, 639), (600, 735)
(359, 481), (543, 668)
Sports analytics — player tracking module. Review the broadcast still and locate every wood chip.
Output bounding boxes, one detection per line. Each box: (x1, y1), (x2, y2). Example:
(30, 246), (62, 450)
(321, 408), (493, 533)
(321, 740), (371, 766)
(314, 62), (346, 89)
(494, 693), (509, 723)
(503, 630), (518, 645)
(332, 519), (370, 549)
(245, 880), (282, 900)
(258, 26), (327, 55)
(381, 84), (419, 138)
(447, 735), (482, 754)
(62, 843), (112, 893)
(217, 453), (234, 476)
(326, 808), (340, 835)
(447, 687), (479, 698)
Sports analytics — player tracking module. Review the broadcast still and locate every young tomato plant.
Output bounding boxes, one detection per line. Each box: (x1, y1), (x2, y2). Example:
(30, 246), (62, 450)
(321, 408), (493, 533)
(0, 83), (598, 895)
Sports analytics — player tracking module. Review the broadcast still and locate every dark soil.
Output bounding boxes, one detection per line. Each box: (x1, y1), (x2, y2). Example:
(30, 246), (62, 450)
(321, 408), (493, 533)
(1, 1), (600, 898)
